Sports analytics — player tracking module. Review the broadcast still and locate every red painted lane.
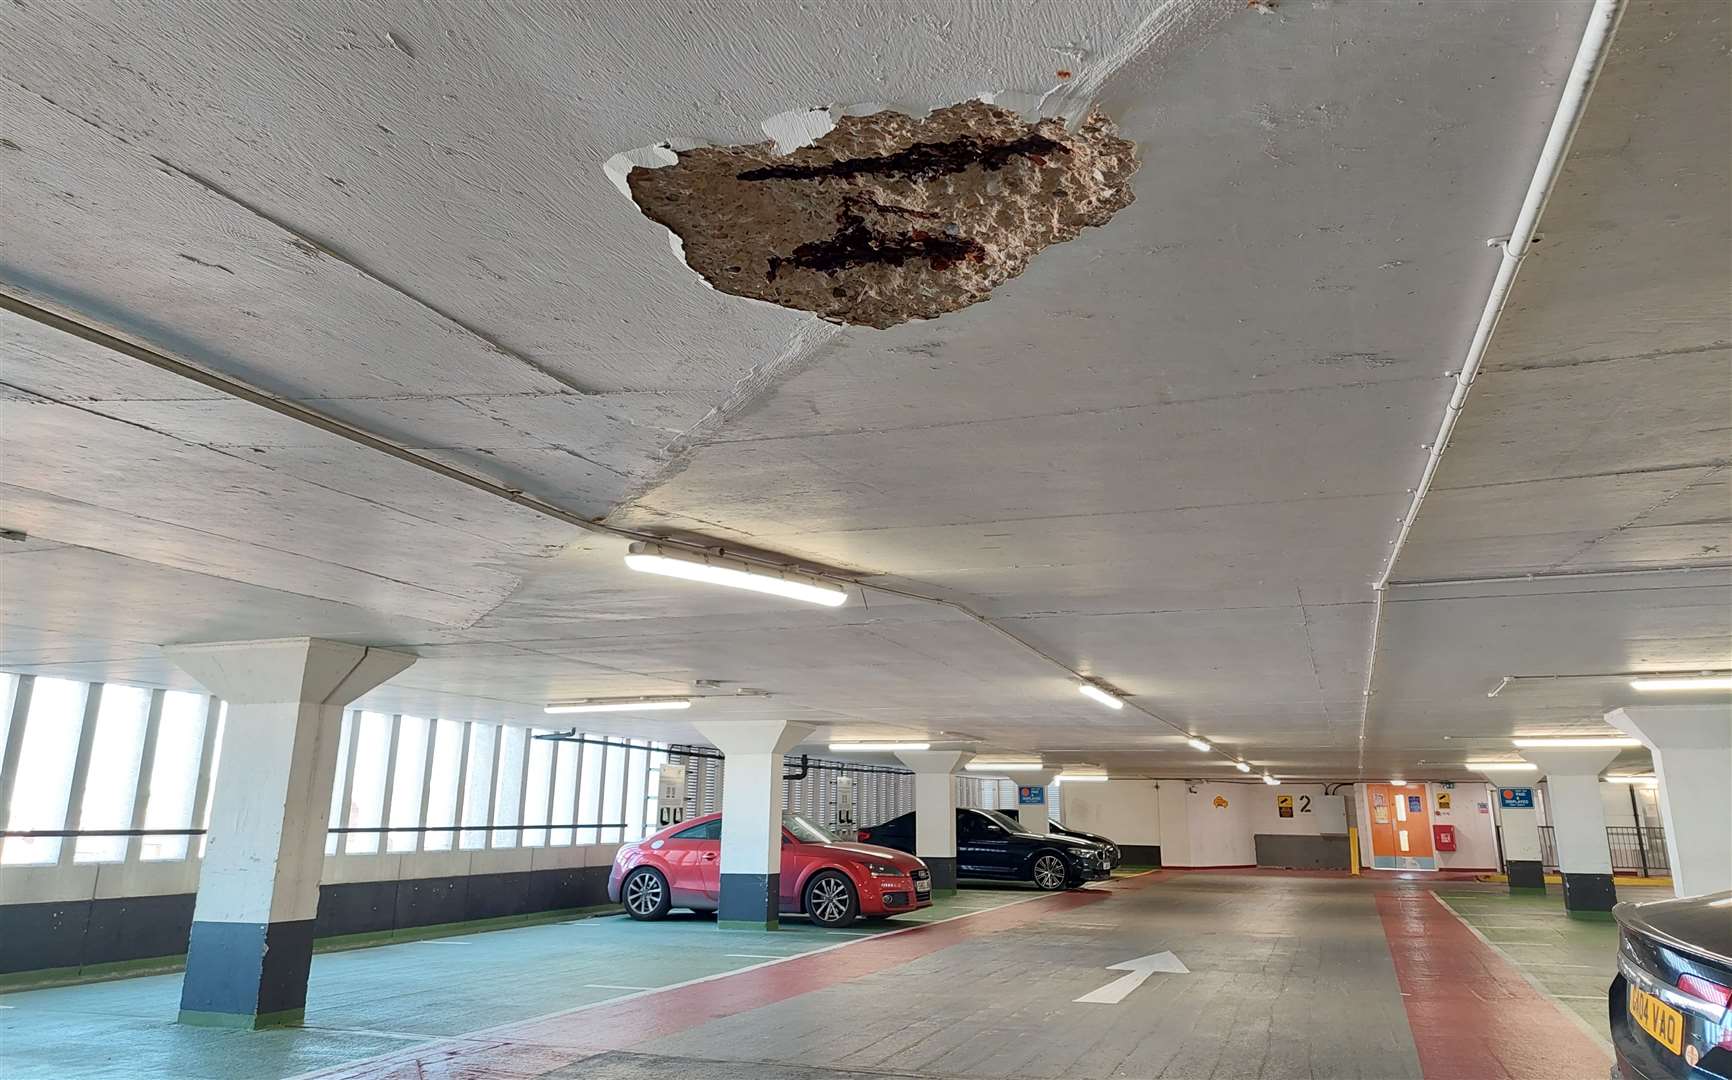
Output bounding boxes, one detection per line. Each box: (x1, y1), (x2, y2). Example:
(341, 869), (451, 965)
(1375, 889), (1611, 1080)
(306, 874), (1167, 1080)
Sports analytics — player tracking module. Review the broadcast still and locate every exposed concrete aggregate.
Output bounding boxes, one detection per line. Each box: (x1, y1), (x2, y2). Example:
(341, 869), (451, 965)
(627, 101), (1139, 328)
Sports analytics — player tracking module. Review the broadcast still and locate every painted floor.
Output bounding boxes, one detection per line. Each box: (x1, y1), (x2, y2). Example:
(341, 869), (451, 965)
(0, 872), (1650, 1079)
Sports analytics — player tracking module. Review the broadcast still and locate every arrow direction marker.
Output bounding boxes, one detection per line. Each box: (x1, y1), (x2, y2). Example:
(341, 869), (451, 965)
(1074, 950), (1189, 1005)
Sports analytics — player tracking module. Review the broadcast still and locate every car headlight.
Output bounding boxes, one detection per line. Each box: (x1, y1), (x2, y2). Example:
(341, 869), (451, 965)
(865, 862), (906, 877)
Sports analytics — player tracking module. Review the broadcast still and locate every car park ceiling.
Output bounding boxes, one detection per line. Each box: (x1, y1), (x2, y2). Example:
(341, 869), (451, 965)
(0, 1), (1725, 781)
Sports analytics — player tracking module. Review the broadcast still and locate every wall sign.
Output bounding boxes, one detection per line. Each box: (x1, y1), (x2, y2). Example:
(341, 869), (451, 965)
(1018, 785), (1046, 806)
(1406, 794), (1423, 813)
(1498, 787), (1535, 809)
(1212, 795), (1229, 808)
(1436, 791), (1452, 811)
(1276, 794), (1294, 819)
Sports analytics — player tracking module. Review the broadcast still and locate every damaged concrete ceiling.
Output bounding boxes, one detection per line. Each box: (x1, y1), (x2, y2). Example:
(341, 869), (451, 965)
(626, 102), (1138, 328)
(0, 0), (1726, 781)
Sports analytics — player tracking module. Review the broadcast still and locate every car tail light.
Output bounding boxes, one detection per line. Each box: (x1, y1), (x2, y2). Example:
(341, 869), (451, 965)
(856, 829), (871, 840)
(1679, 973), (1732, 1009)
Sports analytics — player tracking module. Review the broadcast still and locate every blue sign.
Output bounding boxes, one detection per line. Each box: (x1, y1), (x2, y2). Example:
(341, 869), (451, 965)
(1498, 787), (1535, 809)
(1018, 785), (1046, 806)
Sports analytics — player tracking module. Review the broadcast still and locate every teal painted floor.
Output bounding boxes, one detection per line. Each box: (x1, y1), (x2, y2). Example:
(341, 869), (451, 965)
(0, 888), (1033, 1080)
(1432, 883), (1672, 1040)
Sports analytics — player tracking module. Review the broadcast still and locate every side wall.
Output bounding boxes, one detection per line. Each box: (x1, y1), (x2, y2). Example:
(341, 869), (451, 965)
(1057, 779), (1161, 864)
(0, 844), (619, 977)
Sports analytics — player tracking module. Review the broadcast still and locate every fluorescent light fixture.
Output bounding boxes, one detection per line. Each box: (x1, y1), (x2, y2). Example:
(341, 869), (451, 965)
(1604, 774), (1659, 785)
(1186, 737), (1212, 752)
(624, 542), (848, 607)
(1057, 772), (1110, 783)
(1389, 780), (1408, 787)
(1630, 675), (1732, 692)
(1078, 683), (1125, 710)
(1235, 761), (1252, 773)
(1511, 737), (1641, 748)
(1466, 762), (1538, 772)
(544, 696), (691, 715)
(1262, 773), (1279, 786)
(828, 742), (930, 752)
(965, 761), (1044, 772)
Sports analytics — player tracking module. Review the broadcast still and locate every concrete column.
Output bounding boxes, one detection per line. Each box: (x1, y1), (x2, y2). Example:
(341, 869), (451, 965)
(165, 638), (415, 1028)
(1609, 705), (1732, 897)
(1016, 771), (1059, 835)
(1495, 785), (1546, 893)
(693, 719), (814, 930)
(1520, 748), (1620, 916)
(894, 750), (972, 896)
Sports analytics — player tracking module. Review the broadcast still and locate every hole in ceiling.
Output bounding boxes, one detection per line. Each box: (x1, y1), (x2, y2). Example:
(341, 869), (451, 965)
(621, 100), (1139, 329)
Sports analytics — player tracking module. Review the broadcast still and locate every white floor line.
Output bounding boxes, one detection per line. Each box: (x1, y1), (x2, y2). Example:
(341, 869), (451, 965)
(281, 887), (1073, 1080)
(302, 1025), (444, 1042)
(1428, 890), (1612, 1053)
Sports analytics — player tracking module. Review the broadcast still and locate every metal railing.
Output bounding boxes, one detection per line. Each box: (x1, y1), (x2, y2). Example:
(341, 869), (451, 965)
(1529, 824), (1668, 877)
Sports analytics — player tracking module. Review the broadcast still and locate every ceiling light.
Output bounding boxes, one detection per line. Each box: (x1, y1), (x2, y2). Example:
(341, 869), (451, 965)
(965, 761), (1044, 772)
(1186, 737), (1212, 752)
(1389, 780), (1408, 787)
(1078, 683), (1125, 710)
(1261, 773), (1279, 786)
(1057, 772), (1110, 782)
(1235, 761), (1252, 773)
(1466, 762), (1538, 771)
(1630, 675), (1732, 692)
(1511, 737), (1641, 748)
(828, 742), (930, 752)
(544, 696), (692, 715)
(1604, 775), (1659, 785)
(624, 542), (848, 607)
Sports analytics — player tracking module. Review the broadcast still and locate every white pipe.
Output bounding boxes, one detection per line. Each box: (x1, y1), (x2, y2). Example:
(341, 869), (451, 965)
(1357, 0), (1627, 769)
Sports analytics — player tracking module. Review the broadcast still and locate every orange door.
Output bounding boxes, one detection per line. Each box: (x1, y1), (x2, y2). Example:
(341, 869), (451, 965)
(1366, 784), (1435, 869)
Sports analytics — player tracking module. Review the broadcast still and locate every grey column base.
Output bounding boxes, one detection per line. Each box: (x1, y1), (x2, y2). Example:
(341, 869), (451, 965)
(922, 856), (957, 896)
(717, 873), (779, 930)
(1506, 860), (1546, 892)
(1562, 872), (1616, 917)
(178, 919), (314, 1028)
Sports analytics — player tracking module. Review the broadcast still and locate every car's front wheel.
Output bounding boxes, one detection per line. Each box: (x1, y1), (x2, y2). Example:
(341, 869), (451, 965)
(805, 871), (860, 928)
(622, 867), (671, 920)
(1031, 852), (1070, 891)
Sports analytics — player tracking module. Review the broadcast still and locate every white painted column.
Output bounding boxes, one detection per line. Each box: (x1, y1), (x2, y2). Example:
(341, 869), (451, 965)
(895, 750), (972, 895)
(1482, 774), (1546, 893)
(1609, 705), (1732, 897)
(693, 719), (814, 929)
(166, 638), (414, 1028)
(1016, 770), (1058, 835)
(1520, 747), (1620, 914)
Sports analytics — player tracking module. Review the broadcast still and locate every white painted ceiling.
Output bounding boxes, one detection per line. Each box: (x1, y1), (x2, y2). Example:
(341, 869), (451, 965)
(1, 0), (1726, 780)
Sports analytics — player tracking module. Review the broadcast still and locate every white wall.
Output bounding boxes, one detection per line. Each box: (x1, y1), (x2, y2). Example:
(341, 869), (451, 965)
(1058, 779), (1159, 844)
(1430, 782), (1500, 870)
(1245, 784), (1335, 836)
(1155, 782), (1192, 866)
(1153, 782), (1257, 867)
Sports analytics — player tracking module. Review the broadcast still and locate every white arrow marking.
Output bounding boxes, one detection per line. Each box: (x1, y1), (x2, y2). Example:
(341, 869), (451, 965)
(1074, 950), (1189, 1004)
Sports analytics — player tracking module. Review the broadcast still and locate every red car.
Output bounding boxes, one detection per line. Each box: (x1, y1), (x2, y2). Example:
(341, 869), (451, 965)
(608, 812), (932, 927)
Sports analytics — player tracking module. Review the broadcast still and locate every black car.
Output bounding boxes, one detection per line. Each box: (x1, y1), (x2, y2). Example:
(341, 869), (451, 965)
(858, 807), (1111, 890)
(1611, 890), (1732, 1079)
(999, 811), (1121, 869)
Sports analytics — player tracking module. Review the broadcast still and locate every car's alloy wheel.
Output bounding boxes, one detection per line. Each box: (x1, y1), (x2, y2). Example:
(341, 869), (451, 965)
(1032, 853), (1069, 891)
(623, 867), (670, 920)
(805, 871), (859, 928)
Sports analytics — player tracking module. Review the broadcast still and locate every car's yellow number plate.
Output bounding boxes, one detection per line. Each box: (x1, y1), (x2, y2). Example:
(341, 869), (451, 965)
(1629, 984), (1684, 1055)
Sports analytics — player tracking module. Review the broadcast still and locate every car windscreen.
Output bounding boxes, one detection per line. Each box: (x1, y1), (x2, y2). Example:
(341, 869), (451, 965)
(783, 814), (835, 843)
(972, 809), (1024, 833)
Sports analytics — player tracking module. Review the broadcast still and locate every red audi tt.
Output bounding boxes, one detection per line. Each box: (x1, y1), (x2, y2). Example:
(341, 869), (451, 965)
(608, 812), (932, 927)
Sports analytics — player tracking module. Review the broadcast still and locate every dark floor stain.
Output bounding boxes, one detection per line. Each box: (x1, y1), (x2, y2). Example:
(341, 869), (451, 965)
(740, 132), (1068, 184)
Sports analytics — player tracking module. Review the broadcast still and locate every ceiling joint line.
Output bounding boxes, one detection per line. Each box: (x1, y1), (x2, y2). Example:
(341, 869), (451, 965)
(1355, 0), (1627, 772)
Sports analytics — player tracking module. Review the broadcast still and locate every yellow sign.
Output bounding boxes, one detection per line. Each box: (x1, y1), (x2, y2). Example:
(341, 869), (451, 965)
(1436, 791), (1452, 811)
(1276, 794), (1294, 819)
(1212, 795), (1229, 808)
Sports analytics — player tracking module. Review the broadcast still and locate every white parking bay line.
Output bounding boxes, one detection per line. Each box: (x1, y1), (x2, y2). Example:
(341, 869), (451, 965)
(583, 983), (657, 991)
